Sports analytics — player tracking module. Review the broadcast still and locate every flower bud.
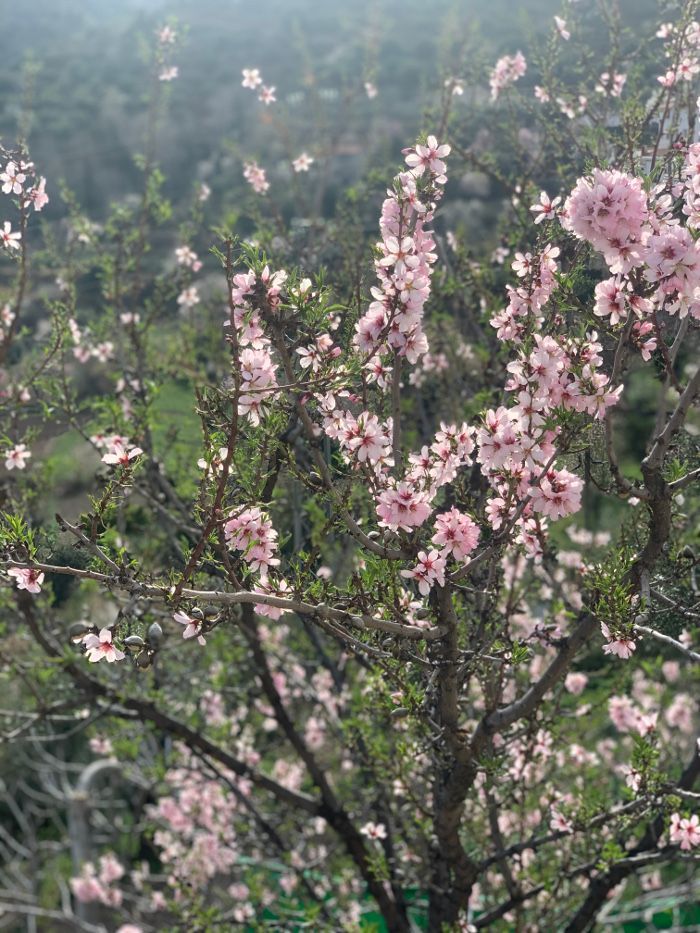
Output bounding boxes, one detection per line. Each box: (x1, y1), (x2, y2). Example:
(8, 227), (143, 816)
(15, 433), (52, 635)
(124, 635), (145, 650)
(147, 622), (164, 648)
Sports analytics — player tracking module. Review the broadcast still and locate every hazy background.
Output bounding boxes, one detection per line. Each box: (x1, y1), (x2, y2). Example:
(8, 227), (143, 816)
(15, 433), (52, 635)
(1, 0), (662, 238)
(1, 0), (578, 220)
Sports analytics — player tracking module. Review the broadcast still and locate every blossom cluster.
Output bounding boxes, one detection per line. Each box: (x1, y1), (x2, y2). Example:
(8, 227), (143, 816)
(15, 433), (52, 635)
(566, 165), (700, 323)
(243, 160), (270, 194)
(70, 852), (125, 908)
(307, 137), (624, 596)
(241, 67), (275, 106)
(353, 136), (449, 375)
(656, 20), (700, 87)
(227, 265), (286, 423)
(68, 317), (115, 365)
(375, 423), (475, 533)
(489, 52), (527, 100)
(156, 24), (179, 82)
(486, 244), (622, 559)
(563, 170), (648, 274)
(224, 506), (280, 578)
(0, 150), (48, 373)
(324, 410), (393, 471)
(152, 745), (240, 890)
(1, 157), (49, 244)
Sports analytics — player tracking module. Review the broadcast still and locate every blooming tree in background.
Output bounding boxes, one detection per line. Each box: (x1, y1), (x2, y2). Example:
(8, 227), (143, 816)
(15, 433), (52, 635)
(0, 2), (700, 931)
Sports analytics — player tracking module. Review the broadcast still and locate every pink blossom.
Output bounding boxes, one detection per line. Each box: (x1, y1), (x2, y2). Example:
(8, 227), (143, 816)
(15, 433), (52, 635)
(608, 695), (641, 732)
(157, 25), (176, 44)
(1, 222), (21, 250)
(379, 235), (417, 273)
(253, 578), (292, 620)
(594, 277), (627, 324)
(601, 622), (636, 660)
(401, 550), (446, 595)
(669, 813), (700, 850)
(237, 347), (278, 424)
(292, 152), (314, 172)
(512, 251), (534, 277)
(636, 712), (658, 737)
(557, 96), (576, 119)
(296, 333), (338, 372)
(644, 226), (700, 319)
(622, 764), (642, 792)
(177, 286), (200, 310)
(665, 694), (694, 733)
(258, 85), (276, 105)
(175, 245), (200, 268)
(530, 191), (561, 224)
(89, 735), (114, 755)
(92, 341), (114, 363)
(550, 809), (573, 833)
(677, 57), (700, 81)
(83, 629), (125, 663)
(404, 135), (451, 178)
(360, 821), (387, 840)
(564, 672), (588, 695)
(345, 412), (392, 464)
(7, 567), (45, 594)
(554, 16), (570, 40)
(174, 611), (207, 646)
(0, 161), (26, 195)
(1, 302), (15, 332)
(445, 77), (464, 96)
(530, 469), (583, 520)
(241, 68), (263, 89)
(353, 141), (448, 366)
(70, 864), (105, 904)
(224, 507), (279, 578)
(4, 443), (31, 470)
(102, 442), (143, 466)
(28, 176), (49, 211)
(197, 445), (228, 472)
(98, 852), (125, 885)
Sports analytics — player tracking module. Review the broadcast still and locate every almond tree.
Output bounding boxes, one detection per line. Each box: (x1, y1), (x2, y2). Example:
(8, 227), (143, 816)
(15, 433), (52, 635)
(0, 6), (699, 931)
